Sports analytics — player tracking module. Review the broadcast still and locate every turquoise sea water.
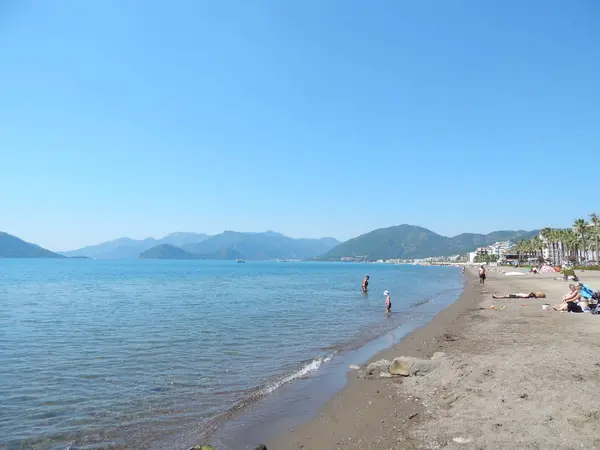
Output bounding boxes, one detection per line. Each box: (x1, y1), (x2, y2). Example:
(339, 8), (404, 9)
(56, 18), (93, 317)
(0, 260), (462, 449)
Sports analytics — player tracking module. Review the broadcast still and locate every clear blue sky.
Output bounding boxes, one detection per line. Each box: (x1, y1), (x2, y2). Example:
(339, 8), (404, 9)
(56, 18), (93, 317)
(1, 0), (599, 251)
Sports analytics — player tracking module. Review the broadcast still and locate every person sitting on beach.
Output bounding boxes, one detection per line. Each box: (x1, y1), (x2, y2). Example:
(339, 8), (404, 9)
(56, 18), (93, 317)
(493, 292), (546, 299)
(553, 284), (583, 312)
(362, 275), (369, 293)
(384, 290), (391, 314)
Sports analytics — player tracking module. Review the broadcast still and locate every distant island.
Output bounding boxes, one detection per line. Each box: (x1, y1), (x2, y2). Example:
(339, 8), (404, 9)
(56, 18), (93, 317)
(139, 244), (201, 259)
(63, 231), (340, 261)
(61, 232), (210, 259)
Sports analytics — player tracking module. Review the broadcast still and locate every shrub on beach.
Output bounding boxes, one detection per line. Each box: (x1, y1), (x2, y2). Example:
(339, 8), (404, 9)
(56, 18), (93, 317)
(574, 265), (600, 271)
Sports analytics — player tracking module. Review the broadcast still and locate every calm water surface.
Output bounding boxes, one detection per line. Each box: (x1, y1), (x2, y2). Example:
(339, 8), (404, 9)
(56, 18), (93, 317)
(0, 260), (462, 449)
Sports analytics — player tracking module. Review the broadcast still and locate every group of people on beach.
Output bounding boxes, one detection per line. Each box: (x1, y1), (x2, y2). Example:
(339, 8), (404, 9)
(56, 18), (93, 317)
(553, 283), (599, 313)
(362, 275), (392, 314)
(485, 267), (600, 313)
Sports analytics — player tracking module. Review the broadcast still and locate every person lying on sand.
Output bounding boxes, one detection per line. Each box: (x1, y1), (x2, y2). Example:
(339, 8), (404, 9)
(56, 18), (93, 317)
(493, 292), (546, 299)
(553, 284), (583, 312)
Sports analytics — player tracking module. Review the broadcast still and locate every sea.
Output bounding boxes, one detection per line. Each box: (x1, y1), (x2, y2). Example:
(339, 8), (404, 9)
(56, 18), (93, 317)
(0, 259), (463, 450)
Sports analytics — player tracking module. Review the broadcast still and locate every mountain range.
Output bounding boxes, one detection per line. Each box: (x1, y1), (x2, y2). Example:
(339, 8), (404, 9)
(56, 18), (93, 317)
(179, 231), (340, 261)
(319, 225), (539, 260)
(61, 232), (210, 259)
(138, 244), (244, 260)
(62, 231), (340, 260)
(0, 226), (539, 260)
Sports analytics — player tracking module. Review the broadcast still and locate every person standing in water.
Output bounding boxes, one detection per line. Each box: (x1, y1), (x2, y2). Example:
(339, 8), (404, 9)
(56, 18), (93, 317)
(384, 290), (392, 313)
(362, 275), (370, 293)
(479, 265), (486, 284)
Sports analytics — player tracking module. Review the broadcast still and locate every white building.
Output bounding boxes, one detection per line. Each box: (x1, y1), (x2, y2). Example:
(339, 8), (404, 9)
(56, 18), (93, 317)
(475, 241), (512, 259)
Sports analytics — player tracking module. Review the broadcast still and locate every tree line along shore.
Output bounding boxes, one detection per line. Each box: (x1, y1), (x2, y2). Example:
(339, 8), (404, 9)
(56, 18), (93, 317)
(508, 213), (600, 267)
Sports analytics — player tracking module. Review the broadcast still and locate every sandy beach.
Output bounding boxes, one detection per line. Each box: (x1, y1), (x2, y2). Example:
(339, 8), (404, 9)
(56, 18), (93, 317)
(266, 267), (600, 449)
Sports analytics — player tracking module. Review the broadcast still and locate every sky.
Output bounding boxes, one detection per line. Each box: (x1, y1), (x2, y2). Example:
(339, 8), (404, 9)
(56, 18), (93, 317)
(1, 0), (599, 251)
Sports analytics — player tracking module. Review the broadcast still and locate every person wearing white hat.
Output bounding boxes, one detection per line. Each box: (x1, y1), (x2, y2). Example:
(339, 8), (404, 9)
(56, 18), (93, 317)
(384, 290), (391, 313)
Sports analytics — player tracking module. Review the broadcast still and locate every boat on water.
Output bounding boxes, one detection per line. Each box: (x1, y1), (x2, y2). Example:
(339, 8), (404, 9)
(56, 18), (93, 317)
(236, 258), (246, 263)
(277, 259), (288, 263)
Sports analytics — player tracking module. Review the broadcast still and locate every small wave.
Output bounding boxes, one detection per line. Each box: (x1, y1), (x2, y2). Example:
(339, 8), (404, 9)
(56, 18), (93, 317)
(411, 297), (434, 307)
(261, 353), (335, 395)
(196, 353), (335, 442)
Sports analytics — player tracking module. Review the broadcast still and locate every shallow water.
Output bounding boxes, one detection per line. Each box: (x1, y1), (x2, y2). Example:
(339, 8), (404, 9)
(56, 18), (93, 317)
(0, 260), (462, 449)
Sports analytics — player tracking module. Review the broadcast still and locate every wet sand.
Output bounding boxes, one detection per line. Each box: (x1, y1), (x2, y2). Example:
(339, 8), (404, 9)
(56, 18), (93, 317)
(267, 268), (600, 449)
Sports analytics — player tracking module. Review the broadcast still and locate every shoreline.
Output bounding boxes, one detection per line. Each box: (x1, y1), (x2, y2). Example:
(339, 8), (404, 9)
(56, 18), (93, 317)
(266, 268), (600, 449)
(198, 268), (465, 450)
(264, 271), (477, 449)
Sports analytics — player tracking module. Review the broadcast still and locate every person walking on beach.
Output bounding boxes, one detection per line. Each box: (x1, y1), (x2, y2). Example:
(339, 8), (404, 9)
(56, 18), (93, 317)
(384, 290), (392, 314)
(479, 265), (486, 284)
(362, 275), (369, 293)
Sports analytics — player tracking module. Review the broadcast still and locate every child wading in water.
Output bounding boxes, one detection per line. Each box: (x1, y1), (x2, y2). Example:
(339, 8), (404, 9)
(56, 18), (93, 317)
(384, 290), (392, 314)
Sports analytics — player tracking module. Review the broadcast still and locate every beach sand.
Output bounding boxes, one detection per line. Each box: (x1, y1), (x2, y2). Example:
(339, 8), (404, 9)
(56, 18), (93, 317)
(266, 268), (600, 449)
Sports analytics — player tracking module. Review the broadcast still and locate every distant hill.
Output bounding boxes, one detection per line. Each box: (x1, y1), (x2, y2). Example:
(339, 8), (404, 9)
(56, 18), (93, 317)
(158, 232), (211, 247)
(139, 244), (244, 260)
(196, 247), (244, 260)
(0, 232), (65, 258)
(62, 231), (336, 260)
(61, 232), (209, 259)
(319, 225), (539, 260)
(182, 231), (340, 260)
(139, 244), (201, 259)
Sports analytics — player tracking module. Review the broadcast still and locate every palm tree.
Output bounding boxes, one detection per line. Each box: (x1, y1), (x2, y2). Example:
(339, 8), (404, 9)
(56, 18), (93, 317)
(558, 228), (574, 264)
(513, 239), (525, 264)
(552, 229), (564, 264)
(590, 213), (600, 264)
(563, 229), (579, 263)
(540, 228), (553, 263)
(548, 228), (561, 265)
(530, 236), (545, 262)
(573, 218), (589, 263)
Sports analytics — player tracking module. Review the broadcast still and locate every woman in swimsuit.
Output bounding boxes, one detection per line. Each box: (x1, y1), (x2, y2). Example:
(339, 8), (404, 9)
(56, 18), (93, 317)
(362, 275), (369, 293)
(553, 284), (582, 312)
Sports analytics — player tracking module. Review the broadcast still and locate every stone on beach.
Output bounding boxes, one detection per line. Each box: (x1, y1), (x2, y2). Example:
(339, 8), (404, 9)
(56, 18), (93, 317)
(388, 355), (442, 377)
(431, 352), (446, 360)
(365, 354), (444, 378)
(365, 359), (392, 378)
